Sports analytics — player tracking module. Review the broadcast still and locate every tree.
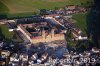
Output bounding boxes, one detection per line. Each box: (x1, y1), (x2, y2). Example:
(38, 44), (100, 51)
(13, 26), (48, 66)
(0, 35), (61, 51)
(66, 28), (76, 51)
(54, 7), (59, 10)
(40, 9), (48, 15)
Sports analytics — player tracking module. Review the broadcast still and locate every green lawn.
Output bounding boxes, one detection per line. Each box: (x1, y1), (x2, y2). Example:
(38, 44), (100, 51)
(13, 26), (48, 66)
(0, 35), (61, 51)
(0, 1), (9, 14)
(0, 24), (14, 40)
(72, 13), (88, 32)
(0, 0), (94, 17)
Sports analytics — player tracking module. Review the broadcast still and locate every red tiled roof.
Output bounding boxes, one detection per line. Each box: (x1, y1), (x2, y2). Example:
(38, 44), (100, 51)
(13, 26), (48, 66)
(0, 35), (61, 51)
(67, 6), (76, 9)
(54, 34), (64, 37)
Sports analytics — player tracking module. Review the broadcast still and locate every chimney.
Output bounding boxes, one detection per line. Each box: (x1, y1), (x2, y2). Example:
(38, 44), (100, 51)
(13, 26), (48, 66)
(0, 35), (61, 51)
(51, 28), (55, 38)
(42, 28), (46, 39)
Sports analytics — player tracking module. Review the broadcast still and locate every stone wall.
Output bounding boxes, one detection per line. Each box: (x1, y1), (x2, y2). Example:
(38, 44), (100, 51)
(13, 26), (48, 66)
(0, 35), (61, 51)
(32, 34), (65, 44)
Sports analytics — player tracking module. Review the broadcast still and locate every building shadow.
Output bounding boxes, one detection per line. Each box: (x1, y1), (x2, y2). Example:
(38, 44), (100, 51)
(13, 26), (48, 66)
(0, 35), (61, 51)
(0, 27), (4, 41)
(87, 0), (100, 48)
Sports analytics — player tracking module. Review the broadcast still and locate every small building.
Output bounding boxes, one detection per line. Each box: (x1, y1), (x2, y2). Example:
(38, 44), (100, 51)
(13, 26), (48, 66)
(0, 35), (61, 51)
(0, 57), (6, 66)
(10, 53), (19, 62)
(9, 53), (19, 66)
(19, 53), (28, 62)
(66, 5), (76, 10)
(1, 50), (10, 58)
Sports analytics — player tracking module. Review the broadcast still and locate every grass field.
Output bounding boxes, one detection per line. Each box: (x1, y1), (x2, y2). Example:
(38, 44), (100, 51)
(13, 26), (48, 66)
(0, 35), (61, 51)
(0, 0), (94, 17)
(72, 13), (88, 32)
(0, 24), (14, 40)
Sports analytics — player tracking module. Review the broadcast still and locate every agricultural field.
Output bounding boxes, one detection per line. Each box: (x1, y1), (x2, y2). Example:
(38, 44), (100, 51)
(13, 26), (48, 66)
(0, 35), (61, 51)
(0, 0), (94, 17)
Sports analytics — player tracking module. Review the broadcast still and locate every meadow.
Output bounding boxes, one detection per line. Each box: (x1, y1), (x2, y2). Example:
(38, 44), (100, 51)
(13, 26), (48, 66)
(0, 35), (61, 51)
(72, 13), (88, 32)
(0, 24), (14, 40)
(0, 0), (94, 17)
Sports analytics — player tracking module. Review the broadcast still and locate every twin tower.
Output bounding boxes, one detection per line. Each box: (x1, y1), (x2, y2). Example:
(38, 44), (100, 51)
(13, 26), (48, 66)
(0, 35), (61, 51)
(32, 28), (65, 44)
